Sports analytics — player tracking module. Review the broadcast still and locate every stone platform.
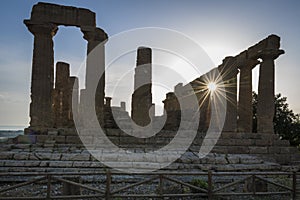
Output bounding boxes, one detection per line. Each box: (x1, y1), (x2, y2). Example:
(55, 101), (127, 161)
(0, 128), (299, 173)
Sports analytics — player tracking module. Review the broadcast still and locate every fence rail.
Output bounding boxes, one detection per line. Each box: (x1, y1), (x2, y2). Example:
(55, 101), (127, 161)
(0, 171), (298, 199)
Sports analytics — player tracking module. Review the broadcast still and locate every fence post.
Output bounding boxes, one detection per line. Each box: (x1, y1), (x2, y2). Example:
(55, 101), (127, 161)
(159, 174), (163, 199)
(46, 174), (51, 200)
(208, 170), (213, 200)
(105, 170), (111, 200)
(293, 172), (296, 200)
(252, 175), (256, 196)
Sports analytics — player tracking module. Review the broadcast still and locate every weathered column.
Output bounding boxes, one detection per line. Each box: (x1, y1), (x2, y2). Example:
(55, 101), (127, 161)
(237, 52), (259, 132)
(24, 21), (58, 128)
(68, 76), (79, 127)
(131, 47), (153, 126)
(257, 49), (284, 133)
(120, 102), (126, 111)
(218, 57), (238, 132)
(53, 62), (70, 127)
(195, 75), (210, 132)
(81, 27), (108, 126)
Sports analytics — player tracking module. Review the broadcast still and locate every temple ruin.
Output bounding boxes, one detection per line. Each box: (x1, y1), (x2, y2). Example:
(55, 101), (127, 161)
(163, 35), (284, 134)
(24, 2), (107, 132)
(6, 2), (296, 172)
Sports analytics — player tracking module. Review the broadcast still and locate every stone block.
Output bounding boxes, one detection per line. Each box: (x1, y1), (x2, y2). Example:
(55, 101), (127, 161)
(234, 139), (255, 146)
(227, 146), (249, 154)
(36, 135), (50, 143)
(273, 140), (290, 146)
(274, 154), (291, 164)
(216, 139), (235, 146)
(13, 153), (30, 160)
(215, 156), (228, 164)
(49, 161), (73, 167)
(16, 135), (37, 144)
(0, 152), (14, 159)
(58, 128), (78, 136)
(244, 133), (261, 139)
(240, 155), (263, 164)
(255, 139), (273, 146)
(4, 160), (25, 167)
(61, 153), (90, 161)
(0, 161), (5, 167)
(211, 146), (228, 154)
(54, 136), (66, 144)
(72, 161), (91, 167)
(40, 161), (50, 167)
(24, 161), (41, 167)
(35, 153), (61, 160)
(106, 129), (121, 136)
(268, 147), (280, 154)
(279, 147), (292, 154)
(249, 147), (268, 154)
(90, 161), (105, 168)
(226, 155), (240, 164)
(66, 136), (82, 144)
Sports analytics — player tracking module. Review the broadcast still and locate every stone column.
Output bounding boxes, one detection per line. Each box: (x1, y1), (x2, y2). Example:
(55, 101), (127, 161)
(53, 62), (70, 127)
(120, 102), (126, 111)
(218, 57), (238, 132)
(237, 52), (259, 132)
(24, 21), (58, 128)
(68, 76), (79, 127)
(131, 47), (152, 126)
(257, 49), (284, 133)
(81, 27), (108, 126)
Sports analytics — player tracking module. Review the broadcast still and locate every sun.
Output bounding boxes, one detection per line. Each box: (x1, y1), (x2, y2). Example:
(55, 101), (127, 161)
(207, 82), (217, 93)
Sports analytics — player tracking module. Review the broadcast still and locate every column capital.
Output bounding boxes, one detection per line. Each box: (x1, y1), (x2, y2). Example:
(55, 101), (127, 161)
(24, 20), (58, 37)
(81, 26), (108, 42)
(258, 49), (285, 60)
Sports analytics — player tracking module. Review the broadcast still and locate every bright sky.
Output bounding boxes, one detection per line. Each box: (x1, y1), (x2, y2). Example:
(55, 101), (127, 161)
(0, 0), (300, 127)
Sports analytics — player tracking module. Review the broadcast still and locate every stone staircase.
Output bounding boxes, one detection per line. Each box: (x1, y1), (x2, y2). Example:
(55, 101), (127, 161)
(1, 128), (299, 175)
(0, 142), (292, 174)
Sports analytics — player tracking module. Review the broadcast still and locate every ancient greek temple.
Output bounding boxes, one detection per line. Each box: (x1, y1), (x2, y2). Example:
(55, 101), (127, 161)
(24, 3), (285, 138)
(20, 2), (300, 167)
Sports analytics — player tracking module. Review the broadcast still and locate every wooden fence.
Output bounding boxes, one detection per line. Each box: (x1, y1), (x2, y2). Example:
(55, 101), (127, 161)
(0, 171), (298, 199)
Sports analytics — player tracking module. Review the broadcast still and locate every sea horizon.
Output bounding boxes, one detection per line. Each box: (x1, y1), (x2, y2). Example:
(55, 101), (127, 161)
(0, 125), (26, 131)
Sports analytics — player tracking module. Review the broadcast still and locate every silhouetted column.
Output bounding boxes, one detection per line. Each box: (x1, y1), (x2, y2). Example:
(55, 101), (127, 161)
(120, 102), (126, 111)
(25, 21), (58, 128)
(257, 49), (284, 133)
(237, 52), (259, 132)
(81, 27), (108, 126)
(218, 57), (238, 132)
(53, 62), (70, 127)
(68, 76), (79, 127)
(131, 47), (152, 126)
